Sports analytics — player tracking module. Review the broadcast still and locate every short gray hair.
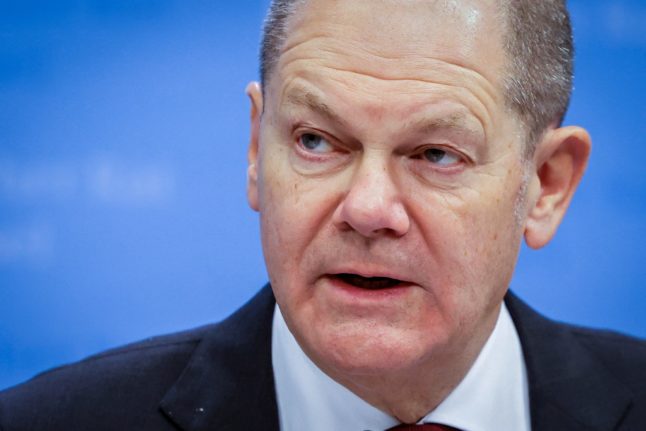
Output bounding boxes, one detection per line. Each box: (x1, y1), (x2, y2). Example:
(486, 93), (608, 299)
(501, 0), (573, 154)
(259, 0), (574, 154)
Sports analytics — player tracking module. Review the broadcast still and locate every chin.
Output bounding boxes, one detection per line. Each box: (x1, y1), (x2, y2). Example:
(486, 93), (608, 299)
(307, 323), (448, 377)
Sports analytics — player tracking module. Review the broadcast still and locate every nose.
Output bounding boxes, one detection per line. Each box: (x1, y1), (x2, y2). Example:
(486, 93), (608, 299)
(332, 156), (410, 238)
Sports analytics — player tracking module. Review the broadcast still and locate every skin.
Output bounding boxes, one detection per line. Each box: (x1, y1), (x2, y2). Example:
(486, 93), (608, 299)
(246, 0), (590, 423)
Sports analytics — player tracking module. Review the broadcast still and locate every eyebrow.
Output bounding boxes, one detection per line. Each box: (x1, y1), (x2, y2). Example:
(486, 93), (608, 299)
(407, 113), (484, 139)
(283, 90), (348, 127)
(283, 89), (483, 140)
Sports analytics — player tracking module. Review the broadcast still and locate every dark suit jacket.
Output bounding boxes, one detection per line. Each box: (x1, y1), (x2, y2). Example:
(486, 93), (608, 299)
(1, 285), (645, 430)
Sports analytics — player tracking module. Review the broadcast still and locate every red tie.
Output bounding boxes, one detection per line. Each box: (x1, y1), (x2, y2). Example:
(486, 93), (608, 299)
(386, 424), (460, 431)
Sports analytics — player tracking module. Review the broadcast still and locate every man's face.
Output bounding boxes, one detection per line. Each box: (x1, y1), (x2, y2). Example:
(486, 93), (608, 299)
(249, 0), (530, 376)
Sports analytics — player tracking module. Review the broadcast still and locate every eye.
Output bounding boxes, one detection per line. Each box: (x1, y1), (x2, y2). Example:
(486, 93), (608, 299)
(298, 133), (334, 153)
(422, 147), (462, 166)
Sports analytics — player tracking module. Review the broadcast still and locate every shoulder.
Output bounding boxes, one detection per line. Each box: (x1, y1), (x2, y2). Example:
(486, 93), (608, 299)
(506, 291), (646, 427)
(567, 324), (646, 391)
(0, 286), (276, 431)
(0, 324), (211, 430)
(507, 291), (646, 379)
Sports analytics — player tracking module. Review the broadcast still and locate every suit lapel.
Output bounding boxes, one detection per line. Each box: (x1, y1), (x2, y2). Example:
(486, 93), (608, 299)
(506, 292), (633, 431)
(159, 286), (280, 431)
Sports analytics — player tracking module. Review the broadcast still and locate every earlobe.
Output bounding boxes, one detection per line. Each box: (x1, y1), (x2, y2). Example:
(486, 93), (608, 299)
(246, 81), (263, 212)
(524, 126), (591, 249)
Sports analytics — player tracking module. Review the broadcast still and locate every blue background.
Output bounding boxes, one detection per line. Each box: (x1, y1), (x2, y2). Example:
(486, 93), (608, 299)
(1, 0), (645, 390)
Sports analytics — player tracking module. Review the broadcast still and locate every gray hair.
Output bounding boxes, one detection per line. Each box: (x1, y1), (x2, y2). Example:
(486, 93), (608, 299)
(501, 1), (573, 154)
(259, 0), (574, 155)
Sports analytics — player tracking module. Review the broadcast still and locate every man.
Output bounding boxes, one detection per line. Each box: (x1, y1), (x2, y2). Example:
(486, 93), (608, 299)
(1, 0), (645, 430)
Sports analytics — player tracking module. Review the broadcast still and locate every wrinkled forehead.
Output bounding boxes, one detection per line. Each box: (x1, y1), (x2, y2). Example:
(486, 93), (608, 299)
(270, 0), (507, 93)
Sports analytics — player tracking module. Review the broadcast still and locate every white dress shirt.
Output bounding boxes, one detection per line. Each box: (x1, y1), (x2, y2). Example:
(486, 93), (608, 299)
(272, 302), (531, 431)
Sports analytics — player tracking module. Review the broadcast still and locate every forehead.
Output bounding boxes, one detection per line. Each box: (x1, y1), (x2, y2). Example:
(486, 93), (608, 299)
(264, 0), (513, 145)
(271, 0), (507, 93)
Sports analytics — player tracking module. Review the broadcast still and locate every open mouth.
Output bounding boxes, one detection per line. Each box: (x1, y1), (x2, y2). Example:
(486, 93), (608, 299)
(331, 273), (407, 290)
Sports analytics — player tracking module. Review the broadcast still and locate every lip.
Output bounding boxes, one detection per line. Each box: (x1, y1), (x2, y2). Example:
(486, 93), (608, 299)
(322, 275), (415, 302)
(324, 265), (414, 285)
(319, 264), (418, 302)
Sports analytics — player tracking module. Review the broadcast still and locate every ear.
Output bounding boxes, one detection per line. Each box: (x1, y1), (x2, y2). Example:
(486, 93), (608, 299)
(246, 81), (263, 212)
(524, 126), (591, 249)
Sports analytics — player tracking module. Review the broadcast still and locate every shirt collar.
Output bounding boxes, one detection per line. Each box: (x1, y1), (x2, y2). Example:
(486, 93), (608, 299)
(272, 303), (529, 431)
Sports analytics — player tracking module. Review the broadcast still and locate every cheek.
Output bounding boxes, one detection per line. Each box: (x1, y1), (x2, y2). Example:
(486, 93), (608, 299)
(257, 148), (342, 298)
(412, 178), (524, 309)
(462, 201), (522, 296)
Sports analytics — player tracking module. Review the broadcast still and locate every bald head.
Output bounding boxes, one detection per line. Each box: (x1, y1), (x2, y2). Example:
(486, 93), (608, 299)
(259, 0), (573, 154)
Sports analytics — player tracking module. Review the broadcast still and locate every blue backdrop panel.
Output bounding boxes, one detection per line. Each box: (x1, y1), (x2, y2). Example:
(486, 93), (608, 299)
(1, 0), (645, 390)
